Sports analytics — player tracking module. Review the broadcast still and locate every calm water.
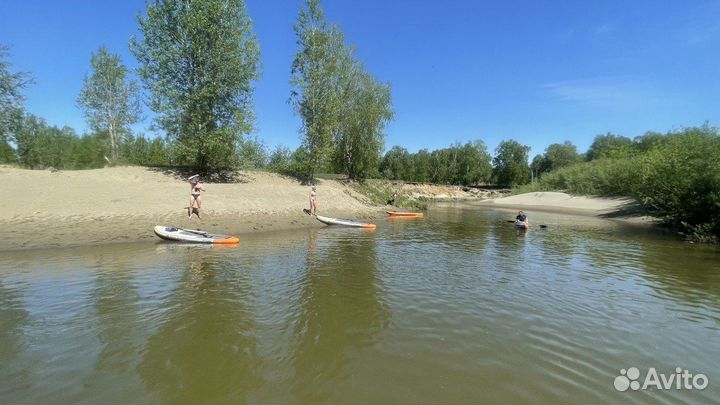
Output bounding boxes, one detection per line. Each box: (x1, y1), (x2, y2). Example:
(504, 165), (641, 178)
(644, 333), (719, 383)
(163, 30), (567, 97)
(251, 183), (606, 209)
(1, 203), (719, 404)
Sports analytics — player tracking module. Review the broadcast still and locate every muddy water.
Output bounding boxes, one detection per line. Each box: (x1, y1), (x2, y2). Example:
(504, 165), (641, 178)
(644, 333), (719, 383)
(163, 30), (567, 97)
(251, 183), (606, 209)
(1, 203), (718, 404)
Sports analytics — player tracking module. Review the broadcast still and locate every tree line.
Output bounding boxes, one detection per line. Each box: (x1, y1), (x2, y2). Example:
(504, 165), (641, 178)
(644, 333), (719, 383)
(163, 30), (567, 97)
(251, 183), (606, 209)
(0, 0), (394, 179)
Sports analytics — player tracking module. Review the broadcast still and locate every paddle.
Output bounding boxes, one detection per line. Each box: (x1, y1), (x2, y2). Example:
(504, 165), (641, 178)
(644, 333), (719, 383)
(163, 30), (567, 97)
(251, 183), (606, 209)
(507, 220), (547, 228)
(179, 227), (209, 236)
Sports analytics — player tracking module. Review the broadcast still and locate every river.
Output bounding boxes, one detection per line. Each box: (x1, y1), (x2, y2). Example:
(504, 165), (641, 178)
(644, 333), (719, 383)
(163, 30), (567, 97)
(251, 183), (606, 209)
(1, 203), (718, 404)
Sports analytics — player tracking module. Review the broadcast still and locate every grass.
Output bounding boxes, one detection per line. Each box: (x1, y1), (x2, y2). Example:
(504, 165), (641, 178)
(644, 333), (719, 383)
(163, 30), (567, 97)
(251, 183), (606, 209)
(348, 179), (428, 211)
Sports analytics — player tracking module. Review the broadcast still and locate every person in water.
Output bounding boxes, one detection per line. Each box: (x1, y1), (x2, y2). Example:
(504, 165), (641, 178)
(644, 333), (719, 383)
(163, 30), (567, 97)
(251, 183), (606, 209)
(188, 174), (205, 219)
(516, 210), (528, 224)
(309, 186), (317, 216)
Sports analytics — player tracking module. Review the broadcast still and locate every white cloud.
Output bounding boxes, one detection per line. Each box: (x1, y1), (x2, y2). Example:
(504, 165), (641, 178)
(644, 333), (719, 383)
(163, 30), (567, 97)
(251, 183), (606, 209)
(542, 77), (664, 109)
(595, 23), (614, 35)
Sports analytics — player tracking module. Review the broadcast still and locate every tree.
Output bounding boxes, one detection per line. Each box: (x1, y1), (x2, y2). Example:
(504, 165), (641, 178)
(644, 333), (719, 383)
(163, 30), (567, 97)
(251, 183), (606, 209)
(237, 135), (268, 169)
(453, 141), (492, 185)
(492, 140), (531, 186)
(77, 46), (140, 163)
(131, 0), (260, 172)
(586, 133), (633, 160)
(148, 137), (170, 166)
(14, 115), (83, 169)
(544, 141), (581, 171)
(333, 60), (393, 180)
(290, 0), (346, 183)
(0, 139), (16, 163)
(0, 45), (32, 146)
(267, 145), (293, 174)
(530, 154), (546, 181)
(380, 146), (410, 180)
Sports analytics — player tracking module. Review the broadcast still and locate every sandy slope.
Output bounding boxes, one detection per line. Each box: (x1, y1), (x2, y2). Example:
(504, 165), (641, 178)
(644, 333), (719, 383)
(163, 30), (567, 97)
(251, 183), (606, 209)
(0, 166), (378, 251)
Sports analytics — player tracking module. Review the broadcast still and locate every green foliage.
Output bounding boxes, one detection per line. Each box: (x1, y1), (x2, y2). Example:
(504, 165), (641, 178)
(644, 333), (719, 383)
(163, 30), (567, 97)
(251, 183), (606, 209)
(77, 46), (140, 162)
(131, 0), (260, 173)
(120, 134), (172, 166)
(534, 158), (640, 196)
(289, 0), (341, 182)
(14, 114), (108, 169)
(585, 133), (633, 161)
(634, 126), (720, 231)
(237, 136), (268, 169)
(531, 141), (582, 179)
(331, 55), (393, 180)
(380, 146), (411, 180)
(379, 141), (492, 185)
(0, 139), (17, 163)
(291, 0), (393, 182)
(492, 139), (531, 186)
(350, 179), (427, 210)
(0, 45), (32, 144)
(267, 145), (293, 174)
(528, 126), (720, 241)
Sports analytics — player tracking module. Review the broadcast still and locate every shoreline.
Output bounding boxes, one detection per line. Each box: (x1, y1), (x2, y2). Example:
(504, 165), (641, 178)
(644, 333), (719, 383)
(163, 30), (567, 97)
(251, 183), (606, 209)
(0, 209), (385, 253)
(478, 191), (660, 227)
(0, 166), (380, 252)
(1, 166), (665, 251)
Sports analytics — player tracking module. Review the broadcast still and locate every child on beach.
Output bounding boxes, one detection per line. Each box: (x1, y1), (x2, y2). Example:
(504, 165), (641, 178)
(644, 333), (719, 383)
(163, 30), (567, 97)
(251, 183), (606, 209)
(188, 174), (205, 219)
(309, 186), (317, 216)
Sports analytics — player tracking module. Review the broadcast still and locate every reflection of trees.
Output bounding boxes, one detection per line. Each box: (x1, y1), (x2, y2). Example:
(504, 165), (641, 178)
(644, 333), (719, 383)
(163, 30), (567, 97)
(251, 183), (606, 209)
(0, 278), (30, 399)
(137, 251), (261, 404)
(636, 243), (720, 312)
(88, 259), (143, 375)
(288, 229), (389, 402)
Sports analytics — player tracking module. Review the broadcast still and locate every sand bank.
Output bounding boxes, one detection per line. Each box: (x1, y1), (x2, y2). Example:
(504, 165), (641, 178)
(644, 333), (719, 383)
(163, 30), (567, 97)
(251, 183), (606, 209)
(479, 191), (656, 223)
(0, 166), (378, 251)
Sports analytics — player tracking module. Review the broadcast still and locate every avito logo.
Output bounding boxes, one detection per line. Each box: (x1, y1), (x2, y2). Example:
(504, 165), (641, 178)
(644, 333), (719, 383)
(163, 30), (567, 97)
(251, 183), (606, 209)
(614, 367), (709, 392)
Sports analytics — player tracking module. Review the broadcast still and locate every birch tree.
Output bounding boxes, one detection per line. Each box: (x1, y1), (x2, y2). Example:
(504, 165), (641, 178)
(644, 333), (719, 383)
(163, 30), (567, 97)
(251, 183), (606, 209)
(77, 46), (140, 163)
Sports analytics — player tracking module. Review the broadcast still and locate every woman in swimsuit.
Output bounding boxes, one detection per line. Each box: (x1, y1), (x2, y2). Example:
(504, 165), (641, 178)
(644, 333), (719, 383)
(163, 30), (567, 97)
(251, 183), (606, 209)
(309, 186), (317, 216)
(188, 174), (205, 219)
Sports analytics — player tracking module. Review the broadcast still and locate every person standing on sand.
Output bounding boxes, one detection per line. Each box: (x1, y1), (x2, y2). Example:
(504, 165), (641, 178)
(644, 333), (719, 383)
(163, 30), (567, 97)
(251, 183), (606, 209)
(188, 174), (205, 219)
(309, 186), (317, 216)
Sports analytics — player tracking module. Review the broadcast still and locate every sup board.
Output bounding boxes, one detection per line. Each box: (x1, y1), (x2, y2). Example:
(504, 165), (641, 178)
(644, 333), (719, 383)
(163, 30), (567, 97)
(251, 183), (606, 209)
(315, 215), (376, 229)
(154, 226), (239, 244)
(386, 211), (424, 218)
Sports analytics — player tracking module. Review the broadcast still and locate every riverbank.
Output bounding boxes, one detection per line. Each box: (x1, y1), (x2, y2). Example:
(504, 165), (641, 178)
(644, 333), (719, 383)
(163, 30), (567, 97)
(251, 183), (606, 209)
(479, 191), (658, 225)
(348, 179), (509, 209)
(0, 166), (379, 251)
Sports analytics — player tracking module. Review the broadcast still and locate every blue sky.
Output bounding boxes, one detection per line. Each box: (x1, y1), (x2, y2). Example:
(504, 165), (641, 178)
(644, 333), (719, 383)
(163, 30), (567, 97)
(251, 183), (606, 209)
(1, 0), (719, 157)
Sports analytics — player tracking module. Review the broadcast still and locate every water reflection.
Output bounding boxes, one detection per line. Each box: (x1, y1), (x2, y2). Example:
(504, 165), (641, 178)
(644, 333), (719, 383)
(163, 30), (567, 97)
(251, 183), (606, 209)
(136, 249), (261, 404)
(0, 206), (718, 404)
(0, 277), (30, 401)
(288, 228), (389, 402)
(85, 255), (147, 402)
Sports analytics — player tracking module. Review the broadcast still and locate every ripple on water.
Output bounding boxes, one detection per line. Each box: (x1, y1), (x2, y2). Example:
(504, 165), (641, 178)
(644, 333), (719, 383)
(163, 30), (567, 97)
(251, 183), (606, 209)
(0, 208), (719, 403)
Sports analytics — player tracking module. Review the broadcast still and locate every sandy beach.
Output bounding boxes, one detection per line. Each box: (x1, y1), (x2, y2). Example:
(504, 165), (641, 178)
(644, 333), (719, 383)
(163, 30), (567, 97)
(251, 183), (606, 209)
(1, 166), (660, 251)
(478, 191), (655, 223)
(0, 166), (378, 251)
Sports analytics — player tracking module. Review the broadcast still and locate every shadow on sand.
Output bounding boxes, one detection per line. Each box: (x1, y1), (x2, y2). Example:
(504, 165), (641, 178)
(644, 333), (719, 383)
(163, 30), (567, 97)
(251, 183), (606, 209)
(146, 166), (253, 184)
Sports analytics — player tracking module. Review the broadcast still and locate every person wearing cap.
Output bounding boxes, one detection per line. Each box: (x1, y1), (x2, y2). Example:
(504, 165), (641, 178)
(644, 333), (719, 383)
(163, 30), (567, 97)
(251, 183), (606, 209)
(309, 186), (317, 216)
(188, 174), (205, 219)
(516, 210), (528, 224)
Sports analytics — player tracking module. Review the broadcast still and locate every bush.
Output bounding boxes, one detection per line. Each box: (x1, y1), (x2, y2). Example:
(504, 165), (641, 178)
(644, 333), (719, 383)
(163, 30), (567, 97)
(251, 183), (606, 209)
(526, 126), (720, 241)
